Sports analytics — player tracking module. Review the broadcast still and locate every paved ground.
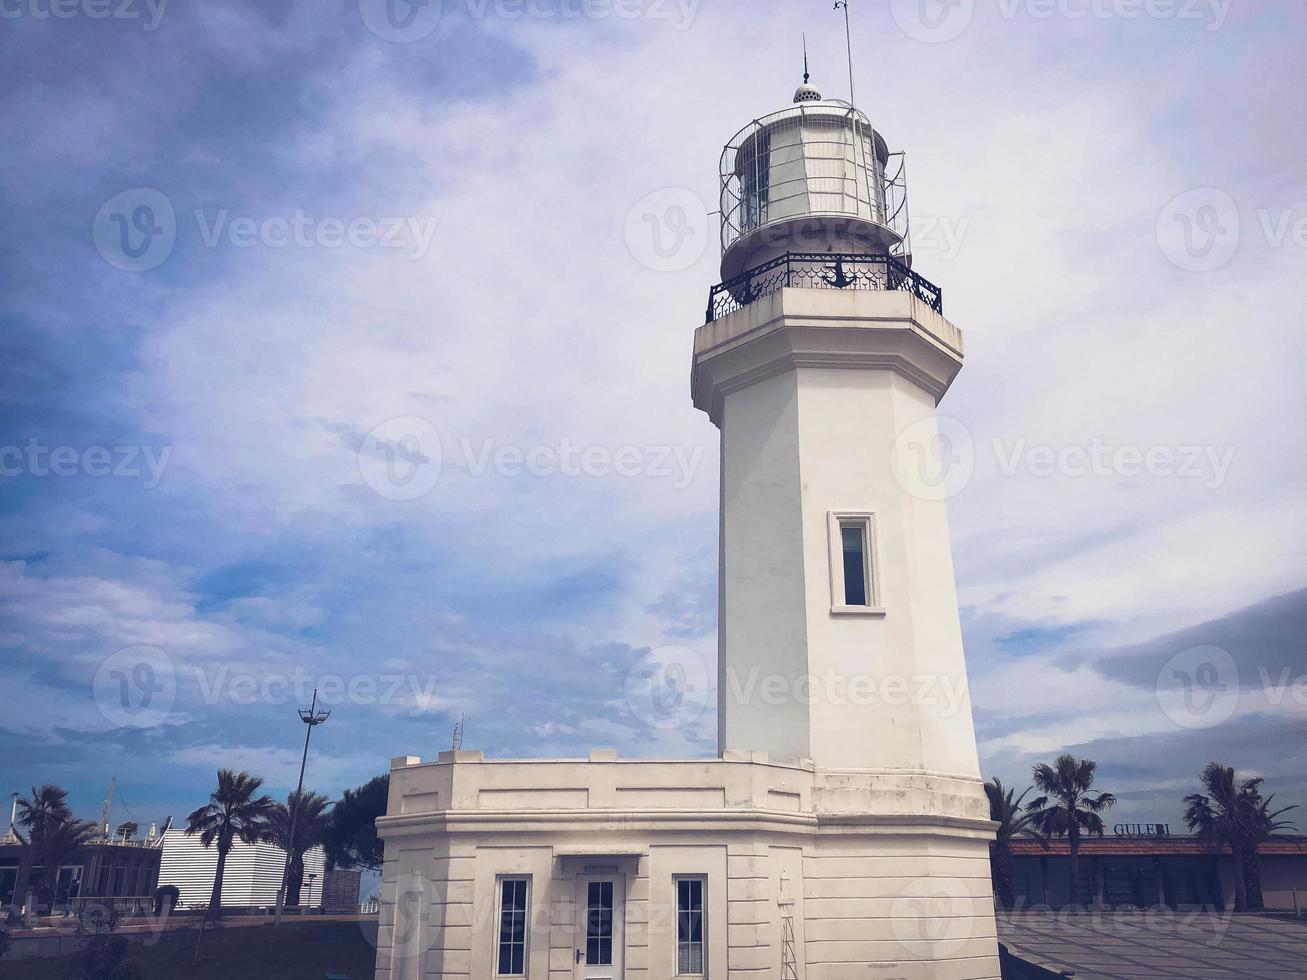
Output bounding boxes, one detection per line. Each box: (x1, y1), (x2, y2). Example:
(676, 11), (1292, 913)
(998, 910), (1307, 978)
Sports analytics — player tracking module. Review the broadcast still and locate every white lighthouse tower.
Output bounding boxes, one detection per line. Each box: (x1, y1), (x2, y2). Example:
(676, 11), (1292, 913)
(701, 80), (979, 779)
(374, 74), (1000, 980)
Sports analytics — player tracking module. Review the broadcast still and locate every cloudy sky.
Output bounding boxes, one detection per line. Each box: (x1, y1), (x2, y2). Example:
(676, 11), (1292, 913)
(1, 0), (1305, 843)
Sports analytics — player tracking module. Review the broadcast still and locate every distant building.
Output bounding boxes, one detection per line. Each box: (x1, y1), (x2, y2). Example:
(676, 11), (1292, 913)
(1010, 834), (1307, 910)
(157, 829), (324, 909)
(0, 832), (164, 914)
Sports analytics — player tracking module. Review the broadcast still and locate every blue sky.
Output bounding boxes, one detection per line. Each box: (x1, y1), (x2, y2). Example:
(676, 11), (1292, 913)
(2, 0), (1306, 845)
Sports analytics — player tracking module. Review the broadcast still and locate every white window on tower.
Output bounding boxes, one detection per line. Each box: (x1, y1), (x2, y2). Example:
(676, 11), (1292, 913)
(675, 876), (706, 975)
(495, 876), (530, 977)
(827, 511), (885, 615)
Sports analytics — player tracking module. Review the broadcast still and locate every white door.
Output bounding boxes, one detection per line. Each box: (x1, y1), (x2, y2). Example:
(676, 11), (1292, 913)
(574, 875), (624, 980)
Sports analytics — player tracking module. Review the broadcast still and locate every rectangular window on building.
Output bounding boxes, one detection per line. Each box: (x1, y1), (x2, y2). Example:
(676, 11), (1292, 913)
(675, 877), (705, 975)
(841, 524), (868, 605)
(496, 877), (530, 976)
(828, 512), (883, 614)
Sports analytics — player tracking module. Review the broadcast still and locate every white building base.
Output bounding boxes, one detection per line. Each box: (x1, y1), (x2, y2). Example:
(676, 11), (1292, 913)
(375, 751), (1000, 980)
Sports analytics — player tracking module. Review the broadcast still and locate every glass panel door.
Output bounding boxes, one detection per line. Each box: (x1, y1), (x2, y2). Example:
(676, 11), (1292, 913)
(574, 876), (624, 980)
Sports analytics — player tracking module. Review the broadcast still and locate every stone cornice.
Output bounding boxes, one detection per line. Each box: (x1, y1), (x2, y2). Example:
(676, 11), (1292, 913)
(692, 289), (965, 425)
(376, 807), (997, 842)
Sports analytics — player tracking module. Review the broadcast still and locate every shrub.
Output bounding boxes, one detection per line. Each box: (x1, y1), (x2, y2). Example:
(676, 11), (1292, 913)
(153, 884), (181, 916)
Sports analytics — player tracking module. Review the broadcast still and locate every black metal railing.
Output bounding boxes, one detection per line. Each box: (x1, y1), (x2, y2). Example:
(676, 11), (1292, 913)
(705, 251), (943, 323)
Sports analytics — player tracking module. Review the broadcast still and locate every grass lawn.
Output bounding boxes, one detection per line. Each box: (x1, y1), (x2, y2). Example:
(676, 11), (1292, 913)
(0, 920), (377, 980)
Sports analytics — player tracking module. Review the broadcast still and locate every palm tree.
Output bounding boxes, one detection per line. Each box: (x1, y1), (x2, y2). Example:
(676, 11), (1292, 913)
(32, 817), (98, 908)
(265, 791), (333, 907)
(1183, 763), (1298, 912)
(985, 778), (1047, 909)
(15, 785), (72, 848)
(184, 770), (275, 921)
(1242, 789), (1298, 908)
(15, 784), (76, 912)
(1026, 755), (1117, 907)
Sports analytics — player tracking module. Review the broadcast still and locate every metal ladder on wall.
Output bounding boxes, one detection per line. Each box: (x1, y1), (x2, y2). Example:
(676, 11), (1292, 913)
(779, 872), (799, 980)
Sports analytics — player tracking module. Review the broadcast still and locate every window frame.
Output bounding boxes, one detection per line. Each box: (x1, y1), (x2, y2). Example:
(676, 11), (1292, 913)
(827, 511), (885, 615)
(673, 875), (707, 977)
(494, 875), (532, 978)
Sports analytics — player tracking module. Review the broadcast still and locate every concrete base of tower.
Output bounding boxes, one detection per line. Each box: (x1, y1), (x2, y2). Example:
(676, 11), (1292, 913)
(374, 752), (1001, 980)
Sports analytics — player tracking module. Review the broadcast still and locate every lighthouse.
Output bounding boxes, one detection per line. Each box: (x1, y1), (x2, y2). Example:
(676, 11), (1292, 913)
(374, 74), (1000, 980)
(700, 81), (981, 779)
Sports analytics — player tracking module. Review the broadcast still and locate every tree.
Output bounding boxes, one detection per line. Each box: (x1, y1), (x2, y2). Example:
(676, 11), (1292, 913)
(1242, 789), (1298, 909)
(113, 822), (139, 842)
(265, 791), (332, 907)
(15, 784), (79, 910)
(1183, 762), (1298, 912)
(184, 770), (275, 921)
(1026, 755), (1117, 907)
(33, 817), (99, 907)
(324, 774), (389, 873)
(985, 778), (1046, 909)
(15, 784), (73, 848)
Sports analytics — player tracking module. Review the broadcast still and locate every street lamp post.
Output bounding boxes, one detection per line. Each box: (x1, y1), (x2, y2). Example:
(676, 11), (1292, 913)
(273, 689), (330, 927)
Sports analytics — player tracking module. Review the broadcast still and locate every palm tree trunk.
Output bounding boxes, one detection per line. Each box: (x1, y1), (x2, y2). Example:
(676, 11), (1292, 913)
(1231, 844), (1247, 912)
(990, 842), (1015, 908)
(207, 843), (229, 922)
(1069, 829), (1081, 908)
(1242, 845), (1264, 910)
(287, 853), (304, 907)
